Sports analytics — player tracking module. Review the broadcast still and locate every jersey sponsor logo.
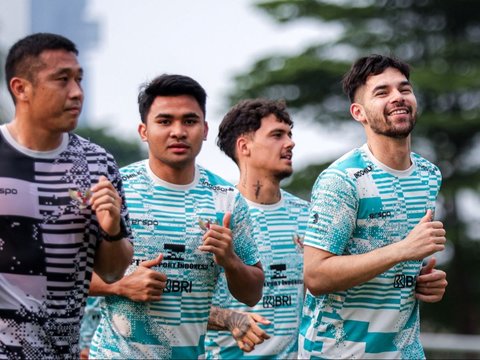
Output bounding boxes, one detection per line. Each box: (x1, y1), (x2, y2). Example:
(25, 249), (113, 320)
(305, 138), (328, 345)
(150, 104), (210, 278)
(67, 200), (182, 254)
(312, 213), (319, 224)
(394, 274), (416, 288)
(264, 279), (303, 287)
(131, 256), (210, 271)
(199, 179), (234, 193)
(270, 264), (287, 279)
(132, 257), (147, 266)
(0, 187), (18, 195)
(354, 165), (373, 179)
(121, 172), (140, 182)
(417, 163), (437, 175)
(263, 295), (292, 308)
(368, 210), (392, 219)
(164, 244), (186, 261)
(164, 279), (192, 293)
(131, 218), (160, 226)
(264, 263), (303, 287)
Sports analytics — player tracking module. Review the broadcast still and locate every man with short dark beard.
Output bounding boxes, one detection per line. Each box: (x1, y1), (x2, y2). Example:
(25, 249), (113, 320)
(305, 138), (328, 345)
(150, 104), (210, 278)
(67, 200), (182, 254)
(300, 55), (448, 359)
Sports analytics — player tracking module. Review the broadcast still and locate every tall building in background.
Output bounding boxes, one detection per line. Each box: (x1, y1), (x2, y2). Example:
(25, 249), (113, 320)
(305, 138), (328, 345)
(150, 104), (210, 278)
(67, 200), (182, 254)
(30, 0), (99, 125)
(0, 0), (99, 125)
(0, 0), (29, 123)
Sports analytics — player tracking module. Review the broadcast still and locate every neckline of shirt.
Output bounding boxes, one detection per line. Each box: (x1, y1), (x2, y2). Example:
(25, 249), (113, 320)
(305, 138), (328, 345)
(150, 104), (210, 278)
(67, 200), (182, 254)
(243, 192), (284, 210)
(0, 124), (69, 158)
(361, 143), (415, 178)
(145, 160), (200, 190)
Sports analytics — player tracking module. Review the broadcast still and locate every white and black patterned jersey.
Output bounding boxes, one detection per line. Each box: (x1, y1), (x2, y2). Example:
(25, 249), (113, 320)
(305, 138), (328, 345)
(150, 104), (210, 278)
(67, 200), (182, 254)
(0, 125), (131, 359)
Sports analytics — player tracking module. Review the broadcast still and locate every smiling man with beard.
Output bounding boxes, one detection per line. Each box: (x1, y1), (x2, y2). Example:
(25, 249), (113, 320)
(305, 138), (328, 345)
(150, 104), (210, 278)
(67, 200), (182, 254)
(299, 55), (448, 359)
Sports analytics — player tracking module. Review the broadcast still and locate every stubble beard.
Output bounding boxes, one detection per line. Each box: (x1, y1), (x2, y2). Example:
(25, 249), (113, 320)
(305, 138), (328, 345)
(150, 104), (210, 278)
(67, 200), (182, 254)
(369, 108), (417, 139)
(274, 168), (293, 182)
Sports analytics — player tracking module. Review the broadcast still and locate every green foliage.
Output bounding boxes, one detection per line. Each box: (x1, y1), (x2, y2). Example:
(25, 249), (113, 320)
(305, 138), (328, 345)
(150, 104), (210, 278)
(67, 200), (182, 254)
(282, 162), (329, 200)
(74, 126), (146, 168)
(230, 0), (480, 334)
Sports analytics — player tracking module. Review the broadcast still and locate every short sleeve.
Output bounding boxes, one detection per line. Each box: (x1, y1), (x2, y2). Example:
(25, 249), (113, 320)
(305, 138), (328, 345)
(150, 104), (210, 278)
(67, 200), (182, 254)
(230, 193), (260, 266)
(107, 155), (133, 243)
(305, 169), (358, 255)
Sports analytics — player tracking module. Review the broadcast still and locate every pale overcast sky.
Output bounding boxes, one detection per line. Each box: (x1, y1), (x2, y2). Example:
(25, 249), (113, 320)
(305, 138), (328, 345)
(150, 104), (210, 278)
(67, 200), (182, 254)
(1, 0), (361, 182)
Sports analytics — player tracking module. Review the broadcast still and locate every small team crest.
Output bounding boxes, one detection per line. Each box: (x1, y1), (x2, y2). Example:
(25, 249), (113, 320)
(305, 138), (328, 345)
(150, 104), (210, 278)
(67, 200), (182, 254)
(293, 233), (305, 253)
(198, 218), (219, 231)
(69, 189), (92, 209)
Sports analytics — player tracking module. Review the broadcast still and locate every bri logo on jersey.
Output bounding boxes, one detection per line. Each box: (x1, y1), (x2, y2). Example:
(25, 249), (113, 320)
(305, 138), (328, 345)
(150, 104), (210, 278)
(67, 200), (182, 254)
(263, 295), (292, 308)
(164, 279), (193, 293)
(394, 274), (416, 288)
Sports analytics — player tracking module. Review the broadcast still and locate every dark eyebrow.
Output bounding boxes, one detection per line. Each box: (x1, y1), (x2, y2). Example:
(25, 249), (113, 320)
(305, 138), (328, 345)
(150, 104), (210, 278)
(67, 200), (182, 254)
(182, 112), (201, 118)
(371, 84), (388, 93)
(269, 127), (292, 136)
(372, 80), (411, 93)
(51, 67), (83, 77)
(154, 112), (201, 119)
(154, 113), (173, 119)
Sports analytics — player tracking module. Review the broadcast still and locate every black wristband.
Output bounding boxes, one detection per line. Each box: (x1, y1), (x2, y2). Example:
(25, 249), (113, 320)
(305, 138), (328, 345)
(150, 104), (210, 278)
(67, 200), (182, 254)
(102, 219), (128, 242)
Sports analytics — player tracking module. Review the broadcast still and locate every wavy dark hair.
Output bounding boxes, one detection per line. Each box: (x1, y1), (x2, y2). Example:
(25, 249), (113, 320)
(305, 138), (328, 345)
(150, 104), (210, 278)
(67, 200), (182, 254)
(217, 98), (292, 164)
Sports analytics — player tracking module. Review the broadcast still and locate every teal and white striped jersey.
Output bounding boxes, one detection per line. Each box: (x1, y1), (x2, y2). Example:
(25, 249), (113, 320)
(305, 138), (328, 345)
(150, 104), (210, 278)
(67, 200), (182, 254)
(205, 190), (309, 359)
(299, 144), (442, 359)
(89, 160), (260, 359)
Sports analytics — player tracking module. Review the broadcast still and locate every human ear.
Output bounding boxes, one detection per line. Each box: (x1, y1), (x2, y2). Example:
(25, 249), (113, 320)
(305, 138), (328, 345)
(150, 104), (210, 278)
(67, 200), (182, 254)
(350, 103), (366, 124)
(9, 77), (30, 102)
(138, 123), (148, 142)
(203, 121), (209, 141)
(237, 136), (251, 158)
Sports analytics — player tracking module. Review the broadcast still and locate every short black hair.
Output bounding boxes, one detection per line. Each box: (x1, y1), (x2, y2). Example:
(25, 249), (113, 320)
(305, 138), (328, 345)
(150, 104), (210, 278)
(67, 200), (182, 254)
(137, 74), (207, 123)
(342, 54), (410, 103)
(217, 98), (293, 164)
(5, 32), (78, 101)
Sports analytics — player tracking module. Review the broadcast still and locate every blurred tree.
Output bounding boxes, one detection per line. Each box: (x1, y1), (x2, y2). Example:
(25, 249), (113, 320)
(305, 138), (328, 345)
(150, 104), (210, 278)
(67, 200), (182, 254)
(75, 127), (146, 167)
(231, 0), (480, 334)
